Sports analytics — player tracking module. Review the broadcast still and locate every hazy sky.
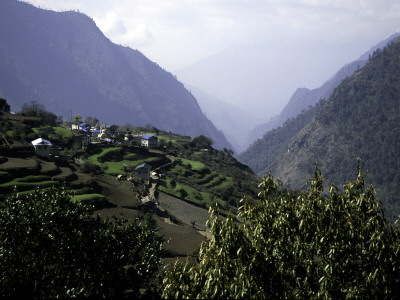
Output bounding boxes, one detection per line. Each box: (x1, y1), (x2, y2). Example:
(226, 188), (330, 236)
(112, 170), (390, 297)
(24, 0), (400, 71)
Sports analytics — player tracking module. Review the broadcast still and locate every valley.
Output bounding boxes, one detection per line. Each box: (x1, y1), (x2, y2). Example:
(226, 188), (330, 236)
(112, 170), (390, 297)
(0, 106), (259, 263)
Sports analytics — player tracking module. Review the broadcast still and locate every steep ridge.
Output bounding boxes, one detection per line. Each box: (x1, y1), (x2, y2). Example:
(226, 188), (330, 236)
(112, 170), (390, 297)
(239, 33), (400, 174)
(0, 0), (231, 149)
(268, 37), (400, 219)
(247, 32), (400, 146)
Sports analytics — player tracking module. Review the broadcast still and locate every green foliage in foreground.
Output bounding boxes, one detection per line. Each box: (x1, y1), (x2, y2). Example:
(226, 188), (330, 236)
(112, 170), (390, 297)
(162, 166), (400, 299)
(0, 187), (163, 299)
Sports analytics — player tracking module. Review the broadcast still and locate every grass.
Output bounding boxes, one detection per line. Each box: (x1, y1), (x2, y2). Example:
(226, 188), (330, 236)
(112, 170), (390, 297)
(123, 153), (137, 160)
(212, 176), (234, 189)
(50, 127), (73, 139)
(32, 126), (73, 141)
(169, 165), (189, 176)
(194, 171), (219, 185)
(86, 147), (164, 175)
(16, 187), (54, 197)
(14, 175), (51, 182)
(180, 158), (205, 171)
(71, 193), (105, 203)
(6, 130), (12, 137)
(100, 157), (163, 175)
(0, 180), (60, 192)
(159, 177), (213, 207)
(87, 147), (120, 163)
(158, 136), (177, 144)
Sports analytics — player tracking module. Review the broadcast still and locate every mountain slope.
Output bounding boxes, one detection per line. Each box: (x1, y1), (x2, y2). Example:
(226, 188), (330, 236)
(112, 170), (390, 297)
(0, 0), (231, 149)
(247, 32), (400, 145)
(183, 84), (263, 153)
(268, 37), (400, 219)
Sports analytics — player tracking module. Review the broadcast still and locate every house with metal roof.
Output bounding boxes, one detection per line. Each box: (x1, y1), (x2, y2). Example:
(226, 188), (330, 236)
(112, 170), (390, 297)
(141, 134), (158, 148)
(31, 138), (52, 157)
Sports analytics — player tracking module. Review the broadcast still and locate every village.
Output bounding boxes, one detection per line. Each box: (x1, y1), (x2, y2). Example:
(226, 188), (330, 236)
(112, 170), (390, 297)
(29, 119), (176, 206)
(0, 102), (260, 281)
(0, 103), (258, 223)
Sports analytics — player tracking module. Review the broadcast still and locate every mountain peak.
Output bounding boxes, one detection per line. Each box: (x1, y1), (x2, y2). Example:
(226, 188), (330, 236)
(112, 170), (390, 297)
(0, 0), (231, 150)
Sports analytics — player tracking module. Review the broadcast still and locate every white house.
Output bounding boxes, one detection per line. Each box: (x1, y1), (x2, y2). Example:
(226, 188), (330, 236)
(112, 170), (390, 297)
(141, 135), (158, 148)
(31, 138), (52, 157)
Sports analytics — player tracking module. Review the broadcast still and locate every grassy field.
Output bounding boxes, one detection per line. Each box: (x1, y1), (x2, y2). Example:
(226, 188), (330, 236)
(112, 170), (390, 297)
(0, 180), (60, 193)
(101, 157), (162, 175)
(71, 193), (106, 202)
(180, 158), (205, 171)
(87, 147), (121, 163)
(87, 147), (163, 175)
(32, 126), (73, 141)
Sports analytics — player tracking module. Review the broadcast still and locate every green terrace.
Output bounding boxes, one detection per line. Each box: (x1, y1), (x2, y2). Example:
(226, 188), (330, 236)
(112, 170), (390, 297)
(86, 146), (164, 175)
(159, 159), (237, 212)
(0, 156), (99, 203)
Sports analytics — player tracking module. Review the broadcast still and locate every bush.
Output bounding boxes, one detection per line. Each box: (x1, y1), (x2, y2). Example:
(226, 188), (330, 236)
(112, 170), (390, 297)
(162, 165), (400, 299)
(0, 187), (163, 298)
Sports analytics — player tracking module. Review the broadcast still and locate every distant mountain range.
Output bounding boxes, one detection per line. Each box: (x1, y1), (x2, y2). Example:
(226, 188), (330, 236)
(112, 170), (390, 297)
(0, 0), (231, 150)
(183, 84), (263, 153)
(240, 36), (400, 220)
(247, 32), (400, 146)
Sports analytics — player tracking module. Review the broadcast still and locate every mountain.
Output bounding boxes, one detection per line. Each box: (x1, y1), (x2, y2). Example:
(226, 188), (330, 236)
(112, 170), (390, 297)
(267, 37), (400, 219)
(247, 32), (400, 145)
(0, 0), (231, 150)
(183, 84), (263, 153)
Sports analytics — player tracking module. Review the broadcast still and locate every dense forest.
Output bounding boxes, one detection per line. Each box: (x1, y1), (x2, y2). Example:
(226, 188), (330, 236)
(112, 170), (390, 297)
(266, 38), (400, 220)
(238, 100), (324, 174)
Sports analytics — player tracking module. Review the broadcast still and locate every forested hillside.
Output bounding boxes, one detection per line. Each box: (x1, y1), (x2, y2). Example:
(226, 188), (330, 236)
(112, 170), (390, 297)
(246, 32), (400, 145)
(238, 101), (324, 174)
(268, 37), (400, 219)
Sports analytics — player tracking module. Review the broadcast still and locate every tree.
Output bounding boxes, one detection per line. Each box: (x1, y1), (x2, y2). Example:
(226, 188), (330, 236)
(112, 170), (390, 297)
(20, 100), (45, 116)
(109, 124), (119, 135)
(20, 101), (61, 126)
(0, 187), (163, 298)
(162, 165), (400, 299)
(0, 98), (10, 112)
(179, 188), (188, 199)
(192, 135), (213, 149)
(73, 114), (82, 124)
(84, 116), (99, 127)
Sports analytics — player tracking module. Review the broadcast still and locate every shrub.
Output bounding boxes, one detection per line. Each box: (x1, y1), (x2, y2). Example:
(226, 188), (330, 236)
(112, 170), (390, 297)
(0, 187), (163, 298)
(162, 165), (400, 299)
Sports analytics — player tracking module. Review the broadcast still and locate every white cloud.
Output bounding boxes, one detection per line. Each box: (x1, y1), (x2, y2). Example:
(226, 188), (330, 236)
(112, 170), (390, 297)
(24, 0), (400, 69)
(94, 11), (127, 36)
(93, 12), (153, 46)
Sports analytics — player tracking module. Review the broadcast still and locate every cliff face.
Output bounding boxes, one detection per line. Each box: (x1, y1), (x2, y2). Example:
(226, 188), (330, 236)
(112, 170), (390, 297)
(0, 0), (231, 149)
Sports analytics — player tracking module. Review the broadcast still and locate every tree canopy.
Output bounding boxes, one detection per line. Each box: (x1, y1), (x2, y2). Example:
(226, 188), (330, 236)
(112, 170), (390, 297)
(192, 135), (213, 149)
(0, 98), (10, 112)
(0, 187), (163, 299)
(20, 100), (61, 126)
(162, 165), (400, 299)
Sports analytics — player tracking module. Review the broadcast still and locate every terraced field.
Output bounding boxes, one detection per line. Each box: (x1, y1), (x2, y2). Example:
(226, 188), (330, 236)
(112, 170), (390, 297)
(0, 157), (100, 202)
(158, 160), (239, 211)
(87, 147), (165, 175)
